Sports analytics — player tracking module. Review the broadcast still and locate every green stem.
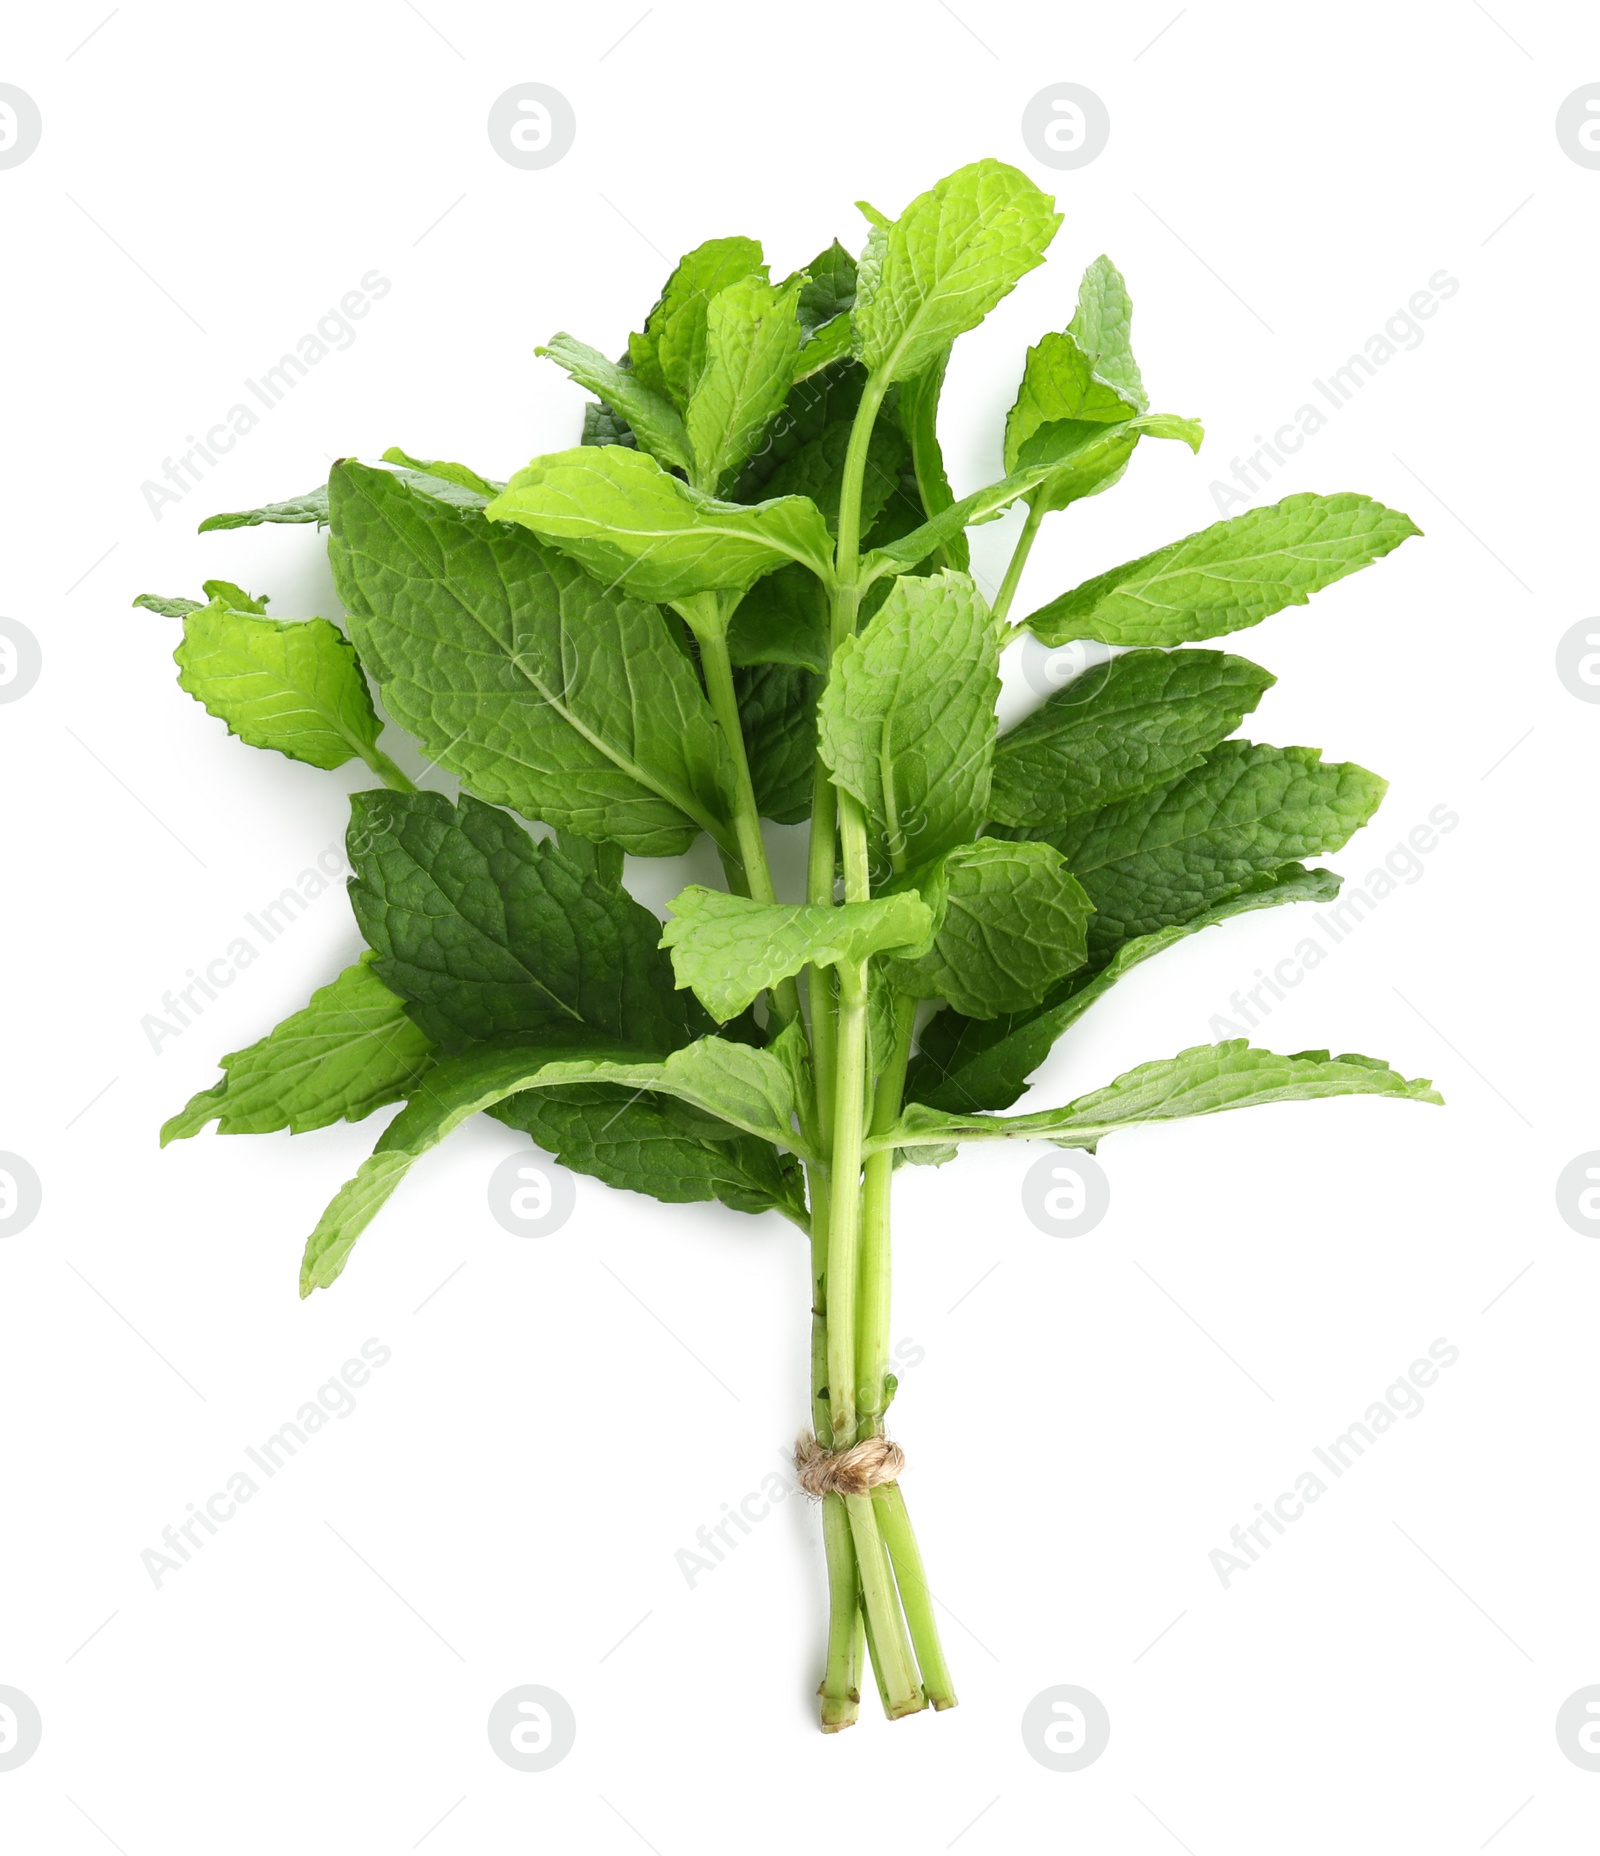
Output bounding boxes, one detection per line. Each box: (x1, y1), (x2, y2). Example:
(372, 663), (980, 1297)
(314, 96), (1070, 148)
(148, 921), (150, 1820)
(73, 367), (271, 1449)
(876, 1484), (956, 1709)
(845, 1491), (923, 1717)
(819, 1493), (861, 1731)
(857, 991), (916, 1428)
(362, 743), (418, 793)
(825, 955), (868, 1447)
(697, 622), (800, 1030)
(805, 760), (838, 1126)
(990, 495), (1046, 625)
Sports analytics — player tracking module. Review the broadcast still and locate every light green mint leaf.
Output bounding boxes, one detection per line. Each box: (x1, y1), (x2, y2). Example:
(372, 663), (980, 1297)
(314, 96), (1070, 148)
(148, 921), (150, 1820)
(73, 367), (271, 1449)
(908, 863), (1340, 1112)
(488, 1084), (806, 1224)
(1018, 412), (1203, 515)
(201, 580), (269, 613)
(1004, 329), (1138, 475)
(686, 275), (807, 489)
(1023, 491), (1421, 647)
(1068, 255), (1147, 412)
(299, 1034), (807, 1293)
(990, 648), (1276, 829)
(886, 839), (1093, 1018)
(486, 445), (834, 600)
(378, 447), (505, 496)
(534, 336), (693, 473)
(852, 160), (1062, 383)
(328, 461), (735, 856)
(348, 790), (710, 1054)
(1043, 740), (1386, 962)
(880, 1039), (1441, 1155)
(857, 461), (1058, 583)
(133, 593), (203, 617)
(161, 954), (433, 1144)
(661, 886), (934, 1022)
(896, 350), (970, 570)
(629, 236), (766, 405)
(174, 600), (383, 772)
(817, 570), (1000, 872)
(793, 312), (854, 382)
(198, 485), (328, 532)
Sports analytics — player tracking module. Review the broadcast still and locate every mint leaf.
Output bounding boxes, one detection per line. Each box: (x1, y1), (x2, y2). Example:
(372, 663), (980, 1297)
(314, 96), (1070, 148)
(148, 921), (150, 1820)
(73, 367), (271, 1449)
(895, 350), (970, 570)
(535, 336), (693, 473)
(989, 648), (1276, 830)
(857, 461), (1058, 583)
(629, 236), (766, 405)
(661, 886), (933, 1022)
(1024, 492), (1421, 647)
(818, 569), (1000, 872)
(175, 599), (386, 772)
(378, 447), (505, 496)
(328, 461), (734, 855)
(1004, 329), (1137, 475)
(794, 240), (857, 336)
(486, 445), (833, 600)
(727, 568), (829, 672)
(162, 954), (433, 1143)
(555, 829), (624, 888)
(686, 274), (807, 489)
(852, 160), (1062, 382)
(134, 593), (203, 617)
(199, 485), (328, 532)
(1042, 740), (1385, 962)
(1021, 413), (1203, 516)
(201, 580), (269, 613)
(1068, 256), (1147, 412)
(887, 839), (1092, 1018)
(348, 790), (708, 1054)
(736, 662), (821, 823)
(908, 863), (1341, 1112)
(488, 1084), (806, 1222)
(881, 1040), (1442, 1156)
(300, 1034), (807, 1293)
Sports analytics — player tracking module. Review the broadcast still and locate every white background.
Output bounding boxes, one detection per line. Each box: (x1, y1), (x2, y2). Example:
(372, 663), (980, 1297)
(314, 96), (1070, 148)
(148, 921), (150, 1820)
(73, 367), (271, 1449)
(2, 1), (1596, 1849)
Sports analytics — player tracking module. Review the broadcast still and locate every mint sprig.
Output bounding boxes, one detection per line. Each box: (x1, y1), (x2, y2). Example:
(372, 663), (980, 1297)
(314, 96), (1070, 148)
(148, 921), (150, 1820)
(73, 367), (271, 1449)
(153, 157), (1434, 1733)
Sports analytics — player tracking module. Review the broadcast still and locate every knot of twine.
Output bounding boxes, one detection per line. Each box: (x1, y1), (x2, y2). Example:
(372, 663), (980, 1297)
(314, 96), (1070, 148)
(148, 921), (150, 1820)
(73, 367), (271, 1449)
(793, 1432), (905, 1498)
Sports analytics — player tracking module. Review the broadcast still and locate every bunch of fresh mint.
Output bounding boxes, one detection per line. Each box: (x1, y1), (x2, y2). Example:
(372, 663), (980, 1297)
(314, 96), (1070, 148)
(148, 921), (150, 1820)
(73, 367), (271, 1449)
(144, 159), (1439, 1730)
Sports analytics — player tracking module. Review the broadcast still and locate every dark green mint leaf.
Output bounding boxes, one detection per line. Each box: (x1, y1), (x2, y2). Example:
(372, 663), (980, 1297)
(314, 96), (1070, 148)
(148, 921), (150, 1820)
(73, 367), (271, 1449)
(348, 790), (709, 1055)
(1042, 740), (1385, 962)
(887, 839), (1092, 1018)
(328, 460), (734, 855)
(908, 863), (1341, 1112)
(989, 648), (1276, 829)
